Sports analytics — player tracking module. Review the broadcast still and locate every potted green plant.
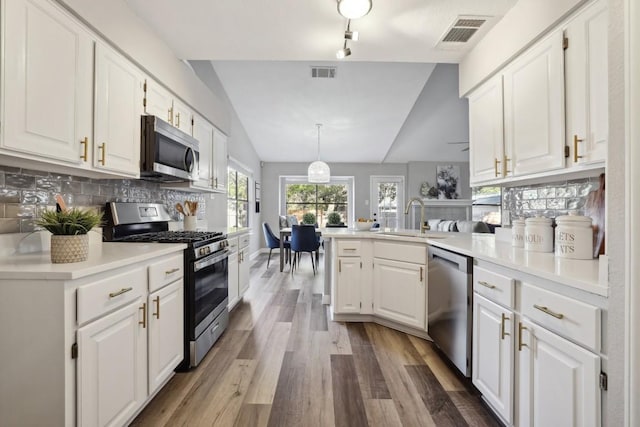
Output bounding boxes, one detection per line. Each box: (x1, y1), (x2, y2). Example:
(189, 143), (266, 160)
(302, 212), (316, 225)
(327, 211), (342, 226)
(36, 208), (103, 263)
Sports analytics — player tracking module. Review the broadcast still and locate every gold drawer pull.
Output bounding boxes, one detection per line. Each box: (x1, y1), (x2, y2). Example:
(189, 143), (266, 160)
(343, 248), (357, 251)
(339, 259), (341, 273)
(573, 135), (584, 163)
(518, 322), (528, 351)
(109, 287), (133, 298)
(168, 107), (173, 124)
(80, 137), (88, 161)
(175, 112), (181, 127)
(139, 303), (147, 328)
(153, 296), (160, 319)
(494, 158), (501, 177)
(503, 155), (511, 176)
(420, 266), (424, 282)
(533, 304), (564, 319)
(501, 313), (510, 340)
(478, 280), (496, 289)
(165, 268), (180, 275)
(98, 143), (106, 165)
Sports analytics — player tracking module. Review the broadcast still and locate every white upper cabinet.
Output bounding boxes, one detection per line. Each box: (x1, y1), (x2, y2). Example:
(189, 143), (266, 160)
(94, 42), (144, 177)
(469, 75), (505, 184)
(1, 0), (94, 166)
(503, 31), (565, 177)
(192, 114), (215, 190)
(212, 128), (228, 191)
(564, 0), (608, 166)
(144, 79), (174, 124)
(172, 99), (193, 136)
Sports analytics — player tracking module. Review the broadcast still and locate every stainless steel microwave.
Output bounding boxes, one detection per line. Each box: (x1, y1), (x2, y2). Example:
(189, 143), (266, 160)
(140, 115), (199, 182)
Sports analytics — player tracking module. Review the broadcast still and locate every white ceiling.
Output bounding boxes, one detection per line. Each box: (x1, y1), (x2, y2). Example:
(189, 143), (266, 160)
(124, 0), (517, 163)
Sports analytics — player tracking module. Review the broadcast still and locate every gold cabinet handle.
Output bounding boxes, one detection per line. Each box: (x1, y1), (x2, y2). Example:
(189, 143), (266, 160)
(420, 266), (424, 282)
(573, 134), (584, 163)
(343, 248), (357, 252)
(478, 280), (496, 289)
(108, 287), (133, 298)
(503, 155), (511, 176)
(99, 143), (106, 165)
(153, 296), (160, 319)
(165, 268), (180, 275)
(214, 177), (218, 188)
(518, 322), (528, 351)
(139, 302), (147, 328)
(501, 313), (510, 340)
(339, 259), (342, 273)
(494, 158), (501, 177)
(80, 137), (88, 161)
(168, 107), (174, 124)
(533, 304), (564, 319)
(175, 112), (181, 128)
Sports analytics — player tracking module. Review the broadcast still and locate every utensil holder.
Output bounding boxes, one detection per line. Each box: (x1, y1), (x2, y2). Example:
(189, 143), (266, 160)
(184, 216), (197, 231)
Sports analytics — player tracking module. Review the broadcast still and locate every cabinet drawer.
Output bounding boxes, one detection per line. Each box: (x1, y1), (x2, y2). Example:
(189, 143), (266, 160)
(239, 233), (250, 249)
(521, 283), (600, 351)
(148, 254), (183, 293)
(473, 266), (515, 309)
(373, 241), (426, 264)
(337, 240), (361, 256)
(77, 267), (146, 325)
(228, 237), (239, 253)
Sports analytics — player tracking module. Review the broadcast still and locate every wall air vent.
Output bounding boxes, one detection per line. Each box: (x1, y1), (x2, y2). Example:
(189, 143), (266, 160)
(437, 15), (490, 48)
(311, 66), (337, 79)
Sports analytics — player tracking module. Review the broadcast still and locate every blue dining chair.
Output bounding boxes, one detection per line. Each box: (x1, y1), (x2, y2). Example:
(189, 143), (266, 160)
(262, 222), (290, 269)
(290, 224), (321, 275)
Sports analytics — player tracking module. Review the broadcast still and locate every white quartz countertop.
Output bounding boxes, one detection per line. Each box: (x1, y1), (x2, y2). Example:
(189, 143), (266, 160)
(321, 228), (605, 296)
(0, 242), (187, 280)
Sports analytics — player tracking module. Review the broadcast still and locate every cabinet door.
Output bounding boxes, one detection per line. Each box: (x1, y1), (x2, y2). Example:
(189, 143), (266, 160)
(148, 280), (184, 393)
(334, 256), (362, 314)
(239, 247), (250, 296)
(469, 75), (505, 183)
(192, 114), (214, 190)
(518, 319), (600, 427)
(373, 258), (426, 330)
(472, 294), (514, 424)
(503, 31), (565, 177)
(2, 0), (93, 166)
(172, 99), (193, 136)
(228, 251), (240, 309)
(94, 42), (143, 177)
(144, 78), (174, 124)
(212, 128), (228, 191)
(77, 299), (147, 427)
(565, 0), (608, 166)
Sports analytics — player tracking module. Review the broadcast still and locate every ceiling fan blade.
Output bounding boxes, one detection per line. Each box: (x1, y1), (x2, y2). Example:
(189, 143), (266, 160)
(447, 141), (469, 145)
(462, 147), (469, 152)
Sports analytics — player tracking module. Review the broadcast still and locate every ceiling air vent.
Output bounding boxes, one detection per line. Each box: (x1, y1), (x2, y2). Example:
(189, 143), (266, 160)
(311, 66), (336, 79)
(439, 16), (489, 45)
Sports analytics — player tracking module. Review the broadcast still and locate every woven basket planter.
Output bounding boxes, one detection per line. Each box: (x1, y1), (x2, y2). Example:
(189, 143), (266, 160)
(50, 234), (89, 263)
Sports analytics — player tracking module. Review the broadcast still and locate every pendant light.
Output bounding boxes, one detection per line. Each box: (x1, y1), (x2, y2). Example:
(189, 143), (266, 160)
(308, 124), (330, 183)
(337, 0), (372, 20)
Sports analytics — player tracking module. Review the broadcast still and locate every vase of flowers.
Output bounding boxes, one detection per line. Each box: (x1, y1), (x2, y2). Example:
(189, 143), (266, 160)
(36, 208), (103, 263)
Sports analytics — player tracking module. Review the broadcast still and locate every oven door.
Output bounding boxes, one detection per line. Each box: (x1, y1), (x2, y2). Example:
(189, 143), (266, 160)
(190, 249), (229, 339)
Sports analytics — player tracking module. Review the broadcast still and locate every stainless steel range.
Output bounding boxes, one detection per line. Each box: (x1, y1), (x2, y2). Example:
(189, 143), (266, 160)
(104, 202), (229, 370)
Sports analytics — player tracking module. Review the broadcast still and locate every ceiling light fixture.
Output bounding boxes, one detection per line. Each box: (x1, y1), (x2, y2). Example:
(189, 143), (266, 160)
(336, 42), (352, 59)
(308, 124), (330, 183)
(337, 0), (372, 19)
(344, 19), (359, 41)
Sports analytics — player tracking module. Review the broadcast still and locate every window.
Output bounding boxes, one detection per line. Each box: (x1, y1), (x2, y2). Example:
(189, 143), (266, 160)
(472, 186), (502, 225)
(228, 167), (249, 229)
(280, 177), (353, 226)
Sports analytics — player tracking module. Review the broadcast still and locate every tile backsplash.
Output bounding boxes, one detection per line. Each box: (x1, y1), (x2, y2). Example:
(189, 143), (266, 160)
(501, 175), (602, 226)
(0, 165), (206, 234)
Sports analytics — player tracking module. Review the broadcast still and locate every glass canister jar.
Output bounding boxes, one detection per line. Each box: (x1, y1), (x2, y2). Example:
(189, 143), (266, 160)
(524, 216), (553, 252)
(512, 219), (525, 248)
(555, 214), (593, 259)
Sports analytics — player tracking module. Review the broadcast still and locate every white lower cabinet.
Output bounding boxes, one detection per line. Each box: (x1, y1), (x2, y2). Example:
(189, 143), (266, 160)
(239, 246), (250, 297)
(148, 280), (184, 392)
(77, 298), (148, 427)
(228, 233), (250, 310)
(228, 249), (240, 309)
(373, 258), (426, 330)
(334, 256), (362, 314)
(472, 294), (514, 424)
(518, 319), (600, 427)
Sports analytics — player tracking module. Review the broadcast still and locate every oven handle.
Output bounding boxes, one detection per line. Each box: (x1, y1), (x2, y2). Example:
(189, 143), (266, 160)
(194, 249), (230, 272)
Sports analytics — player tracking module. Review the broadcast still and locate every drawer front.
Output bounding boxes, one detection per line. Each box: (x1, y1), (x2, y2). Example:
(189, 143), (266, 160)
(373, 241), (426, 264)
(521, 283), (600, 351)
(337, 239), (361, 256)
(239, 233), (250, 249)
(77, 267), (146, 325)
(228, 237), (239, 253)
(148, 254), (184, 293)
(473, 266), (515, 309)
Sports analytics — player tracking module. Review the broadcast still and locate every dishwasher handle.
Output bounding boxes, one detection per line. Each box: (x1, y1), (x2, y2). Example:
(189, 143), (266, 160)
(428, 246), (472, 274)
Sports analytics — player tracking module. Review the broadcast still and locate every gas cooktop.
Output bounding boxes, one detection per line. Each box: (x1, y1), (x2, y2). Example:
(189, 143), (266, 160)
(118, 230), (224, 244)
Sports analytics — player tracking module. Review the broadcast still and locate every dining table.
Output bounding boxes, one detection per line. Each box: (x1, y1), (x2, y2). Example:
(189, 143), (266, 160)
(279, 227), (322, 272)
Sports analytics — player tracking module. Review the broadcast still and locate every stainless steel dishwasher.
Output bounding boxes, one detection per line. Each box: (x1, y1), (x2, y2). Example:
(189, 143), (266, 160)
(427, 246), (473, 377)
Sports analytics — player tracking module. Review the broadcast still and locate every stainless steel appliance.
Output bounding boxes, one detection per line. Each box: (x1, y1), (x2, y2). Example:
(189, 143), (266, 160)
(427, 246), (473, 377)
(104, 202), (229, 370)
(140, 115), (200, 182)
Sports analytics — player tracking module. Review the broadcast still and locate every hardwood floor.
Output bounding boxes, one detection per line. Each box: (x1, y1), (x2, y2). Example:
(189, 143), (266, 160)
(132, 253), (499, 427)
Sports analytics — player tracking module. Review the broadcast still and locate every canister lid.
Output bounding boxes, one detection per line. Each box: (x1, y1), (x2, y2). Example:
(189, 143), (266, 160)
(512, 219), (525, 226)
(556, 214), (592, 225)
(525, 216), (552, 225)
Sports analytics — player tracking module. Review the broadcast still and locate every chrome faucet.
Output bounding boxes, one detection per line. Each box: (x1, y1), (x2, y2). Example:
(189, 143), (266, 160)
(405, 197), (430, 233)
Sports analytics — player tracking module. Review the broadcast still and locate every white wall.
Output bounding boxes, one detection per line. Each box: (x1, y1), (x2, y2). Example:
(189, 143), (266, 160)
(459, 0), (587, 95)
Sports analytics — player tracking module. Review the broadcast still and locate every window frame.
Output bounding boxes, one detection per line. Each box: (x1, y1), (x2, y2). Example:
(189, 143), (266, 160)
(227, 166), (250, 229)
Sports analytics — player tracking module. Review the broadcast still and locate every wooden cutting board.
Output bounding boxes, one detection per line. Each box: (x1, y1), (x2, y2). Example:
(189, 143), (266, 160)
(584, 173), (605, 258)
